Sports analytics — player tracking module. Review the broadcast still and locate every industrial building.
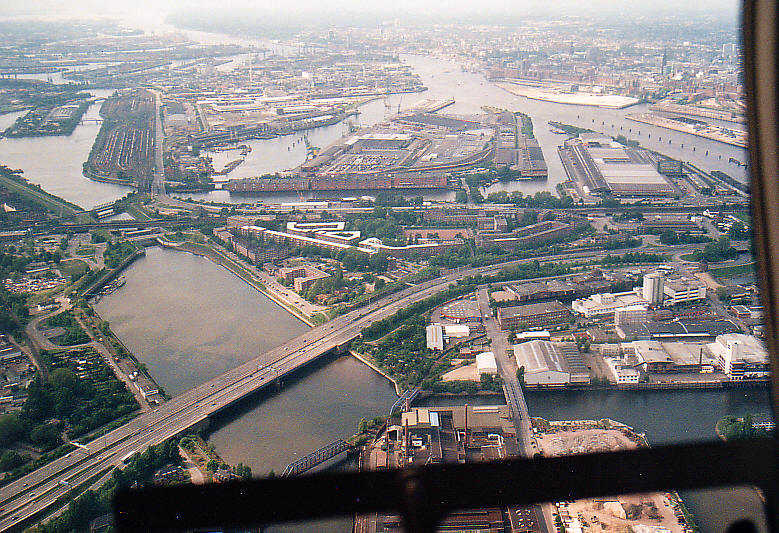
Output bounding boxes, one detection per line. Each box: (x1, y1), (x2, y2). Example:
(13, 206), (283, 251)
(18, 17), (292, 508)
(631, 341), (716, 373)
(706, 334), (769, 380)
(372, 405), (524, 532)
(444, 324), (471, 338)
(439, 299), (482, 323)
(643, 273), (665, 305)
(616, 319), (741, 341)
(604, 356), (641, 383)
(663, 277), (708, 306)
(573, 274), (706, 319)
(614, 304), (649, 325)
(513, 341), (589, 385)
(497, 301), (572, 330)
(476, 352), (498, 376)
(572, 290), (648, 319)
(559, 134), (676, 197)
(426, 325), (444, 351)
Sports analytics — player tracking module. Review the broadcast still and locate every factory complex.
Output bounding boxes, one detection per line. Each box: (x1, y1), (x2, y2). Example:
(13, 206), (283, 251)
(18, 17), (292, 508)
(224, 109), (547, 192)
(559, 133), (677, 198)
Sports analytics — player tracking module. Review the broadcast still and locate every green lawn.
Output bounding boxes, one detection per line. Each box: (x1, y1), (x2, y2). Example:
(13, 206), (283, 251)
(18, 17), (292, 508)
(710, 262), (757, 278)
(75, 246), (95, 257)
(59, 259), (89, 278)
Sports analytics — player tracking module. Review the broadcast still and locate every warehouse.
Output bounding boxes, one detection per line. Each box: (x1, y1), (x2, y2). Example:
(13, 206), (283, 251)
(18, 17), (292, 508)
(560, 135), (676, 197)
(497, 301), (571, 330)
(631, 341), (716, 373)
(616, 319), (741, 341)
(426, 325), (444, 351)
(513, 341), (589, 385)
(476, 352), (498, 376)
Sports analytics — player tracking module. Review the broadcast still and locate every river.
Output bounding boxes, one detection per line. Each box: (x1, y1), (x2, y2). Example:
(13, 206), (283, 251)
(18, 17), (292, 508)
(0, 89), (132, 210)
(422, 389), (772, 533)
(93, 246), (398, 531)
(93, 244), (773, 532)
(0, 20), (748, 209)
(171, 52), (750, 205)
(5, 20), (771, 532)
(526, 389), (771, 533)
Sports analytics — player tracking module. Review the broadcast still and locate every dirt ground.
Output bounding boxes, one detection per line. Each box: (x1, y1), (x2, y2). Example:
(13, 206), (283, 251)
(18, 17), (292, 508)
(536, 426), (688, 533)
(536, 428), (635, 456)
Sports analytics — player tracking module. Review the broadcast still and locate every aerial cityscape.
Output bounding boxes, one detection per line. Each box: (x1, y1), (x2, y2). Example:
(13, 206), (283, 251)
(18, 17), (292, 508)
(0, 2), (772, 532)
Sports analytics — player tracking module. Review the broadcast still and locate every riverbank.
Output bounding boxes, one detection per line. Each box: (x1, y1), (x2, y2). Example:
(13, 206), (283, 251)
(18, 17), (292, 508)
(525, 379), (770, 392)
(349, 349), (401, 396)
(626, 113), (747, 148)
(156, 238), (315, 326)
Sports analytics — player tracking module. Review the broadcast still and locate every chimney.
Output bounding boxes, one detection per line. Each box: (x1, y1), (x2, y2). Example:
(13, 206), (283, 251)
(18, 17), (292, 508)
(464, 404), (469, 448)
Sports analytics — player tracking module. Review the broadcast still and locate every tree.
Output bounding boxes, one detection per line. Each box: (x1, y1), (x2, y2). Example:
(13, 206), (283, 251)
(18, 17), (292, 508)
(49, 368), (78, 391)
(727, 221), (749, 240)
(0, 414), (23, 447)
(0, 450), (24, 471)
(369, 253), (389, 272)
(516, 366), (526, 387)
(30, 423), (62, 450)
(206, 459), (220, 472)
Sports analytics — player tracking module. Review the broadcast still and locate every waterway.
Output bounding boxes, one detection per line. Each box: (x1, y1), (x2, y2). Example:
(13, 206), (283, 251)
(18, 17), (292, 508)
(93, 246), (311, 395)
(0, 89), (132, 210)
(94, 246), (773, 532)
(6, 19), (768, 531)
(171, 51), (749, 205)
(93, 245), (398, 531)
(423, 389), (772, 533)
(0, 24), (749, 209)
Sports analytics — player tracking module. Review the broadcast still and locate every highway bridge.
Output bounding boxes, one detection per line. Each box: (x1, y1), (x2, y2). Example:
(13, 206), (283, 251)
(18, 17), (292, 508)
(0, 243), (715, 530)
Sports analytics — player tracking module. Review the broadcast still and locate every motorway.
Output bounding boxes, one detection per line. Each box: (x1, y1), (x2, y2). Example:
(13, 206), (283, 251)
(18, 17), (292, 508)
(0, 243), (709, 530)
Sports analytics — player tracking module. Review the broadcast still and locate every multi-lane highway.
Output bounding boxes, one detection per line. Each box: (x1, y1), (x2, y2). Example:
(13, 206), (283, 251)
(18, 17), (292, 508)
(0, 259), (519, 530)
(0, 243), (711, 530)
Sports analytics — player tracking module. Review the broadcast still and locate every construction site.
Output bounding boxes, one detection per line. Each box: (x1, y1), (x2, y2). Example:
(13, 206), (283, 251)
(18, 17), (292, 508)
(533, 419), (695, 533)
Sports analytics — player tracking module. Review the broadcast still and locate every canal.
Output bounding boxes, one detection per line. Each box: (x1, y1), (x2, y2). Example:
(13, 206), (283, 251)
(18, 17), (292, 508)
(0, 90), (133, 210)
(93, 246), (398, 531)
(421, 389), (772, 533)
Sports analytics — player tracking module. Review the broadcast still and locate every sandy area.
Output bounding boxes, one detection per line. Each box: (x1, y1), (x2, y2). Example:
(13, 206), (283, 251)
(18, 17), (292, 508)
(535, 425), (688, 533)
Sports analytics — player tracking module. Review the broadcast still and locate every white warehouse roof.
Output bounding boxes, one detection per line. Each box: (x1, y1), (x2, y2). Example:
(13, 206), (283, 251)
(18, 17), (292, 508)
(476, 352), (498, 375)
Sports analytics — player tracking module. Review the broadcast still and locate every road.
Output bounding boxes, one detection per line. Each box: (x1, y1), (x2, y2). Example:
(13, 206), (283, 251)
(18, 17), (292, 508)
(0, 260), (514, 530)
(151, 91), (165, 198)
(476, 288), (551, 533)
(0, 242), (709, 530)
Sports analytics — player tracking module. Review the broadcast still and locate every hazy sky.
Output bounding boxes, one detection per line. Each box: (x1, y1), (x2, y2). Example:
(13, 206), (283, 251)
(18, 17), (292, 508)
(2, 0), (740, 21)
